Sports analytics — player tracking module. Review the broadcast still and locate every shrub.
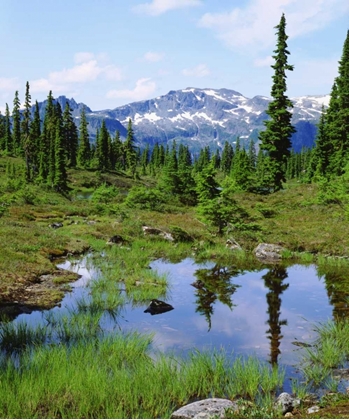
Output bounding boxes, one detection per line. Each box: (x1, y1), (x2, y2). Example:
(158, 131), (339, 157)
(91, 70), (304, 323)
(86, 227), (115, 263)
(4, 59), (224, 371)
(91, 184), (119, 204)
(124, 187), (165, 211)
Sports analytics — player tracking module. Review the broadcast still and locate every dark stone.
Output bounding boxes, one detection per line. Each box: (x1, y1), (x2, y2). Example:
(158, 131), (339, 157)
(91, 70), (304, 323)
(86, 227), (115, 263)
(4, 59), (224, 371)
(144, 299), (174, 316)
(107, 235), (126, 245)
(50, 222), (63, 229)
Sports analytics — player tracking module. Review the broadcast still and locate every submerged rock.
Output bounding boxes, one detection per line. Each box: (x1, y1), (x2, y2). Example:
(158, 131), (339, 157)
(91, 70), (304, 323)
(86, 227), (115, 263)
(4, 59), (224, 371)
(170, 398), (238, 419)
(144, 299), (174, 316)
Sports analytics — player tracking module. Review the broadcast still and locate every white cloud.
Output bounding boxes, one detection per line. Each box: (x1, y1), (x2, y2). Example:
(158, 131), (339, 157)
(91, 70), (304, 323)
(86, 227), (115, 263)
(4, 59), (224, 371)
(29, 53), (122, 94)
(132, 0), (202, 16)
(182, 64), (210, 77)
(198, 0), (349, 53)
(0, 77), (20, 92)
(106, 78), (157, 102)
(144, 51), (164, 62)
(74, 52), (95, 64)
(49, 60), (102, 84)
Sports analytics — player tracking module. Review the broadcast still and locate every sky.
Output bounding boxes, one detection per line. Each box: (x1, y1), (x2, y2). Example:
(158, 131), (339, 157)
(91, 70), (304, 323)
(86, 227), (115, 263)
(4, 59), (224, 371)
(0, 0), (348, 112)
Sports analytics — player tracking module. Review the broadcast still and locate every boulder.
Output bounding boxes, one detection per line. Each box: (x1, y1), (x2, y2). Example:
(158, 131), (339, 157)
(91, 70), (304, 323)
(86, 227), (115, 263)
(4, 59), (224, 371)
(274, 392), (300, 415)
(170, 398), (238, 419)
(144, 299), (174, 316)
(226, 238), (242, 251)
(254, 243), (285, 262)
(142, 226), (174, 241)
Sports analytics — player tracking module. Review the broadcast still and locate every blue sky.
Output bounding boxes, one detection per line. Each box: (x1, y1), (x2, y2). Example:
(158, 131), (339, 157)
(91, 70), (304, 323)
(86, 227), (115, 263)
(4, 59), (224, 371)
(0, 0), (348, 111)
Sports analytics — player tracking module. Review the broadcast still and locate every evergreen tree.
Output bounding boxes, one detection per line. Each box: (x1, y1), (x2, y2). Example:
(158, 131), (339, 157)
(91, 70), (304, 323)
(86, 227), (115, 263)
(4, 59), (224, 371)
(196, 163), (246, 234)
(12, 91), (21, 155)
(308, 106), (330, 179)
(326, 31), (349, 176)
(53, 118), (67, 191)
(77, 106), (91, 168)
(221, 141), (234, 174)
(140, 144), (150, 175)
(4, 104), (12, 154)
(96, 120), (110, 171)
(112, 130), (124, 170)
(0, 112), (5, 151)
(62, 102), (79, 167)
(38, 91), (55, 182)
(230, 145), (253, 190)
(178, 144), (197, 205)
(124, 119), (137, 176)
(159, 140), (181, 195)
(194, 146), (211, 172)
(212, 149), (221, 169)
(21, 82), (31, 142)
(29, 101), (41, 177)
(259, 13), (295, 191)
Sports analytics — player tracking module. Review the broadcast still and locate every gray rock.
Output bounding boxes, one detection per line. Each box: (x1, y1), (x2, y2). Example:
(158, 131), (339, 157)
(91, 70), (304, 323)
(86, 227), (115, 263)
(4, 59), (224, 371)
(170, 398), (238, 419)
(226, 238), (242, 251)
(254, 243), (285, 262)
(275, 393), (300, 415)
(142, 226), (174, 241)
(307, 405), (320, 414)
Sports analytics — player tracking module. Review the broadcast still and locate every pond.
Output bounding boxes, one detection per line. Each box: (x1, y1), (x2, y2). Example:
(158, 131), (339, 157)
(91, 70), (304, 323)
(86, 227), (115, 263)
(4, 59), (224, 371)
(13, 255), (349, 393)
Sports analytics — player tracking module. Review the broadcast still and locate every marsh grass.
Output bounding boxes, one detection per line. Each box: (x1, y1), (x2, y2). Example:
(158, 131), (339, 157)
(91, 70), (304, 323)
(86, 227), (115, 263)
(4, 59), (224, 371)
(0, 321), (48, 353)
(0, 329), (285, 419)
(299, 319), (349, 390)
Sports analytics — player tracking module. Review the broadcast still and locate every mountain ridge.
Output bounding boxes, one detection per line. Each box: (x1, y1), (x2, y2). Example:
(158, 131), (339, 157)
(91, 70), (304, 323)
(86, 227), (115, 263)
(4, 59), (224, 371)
(36, 87), (329, 152)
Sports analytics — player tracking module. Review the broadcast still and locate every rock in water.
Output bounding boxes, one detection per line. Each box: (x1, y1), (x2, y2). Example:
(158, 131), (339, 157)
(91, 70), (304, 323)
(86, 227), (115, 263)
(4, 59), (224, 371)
(144, 299), (174, 316)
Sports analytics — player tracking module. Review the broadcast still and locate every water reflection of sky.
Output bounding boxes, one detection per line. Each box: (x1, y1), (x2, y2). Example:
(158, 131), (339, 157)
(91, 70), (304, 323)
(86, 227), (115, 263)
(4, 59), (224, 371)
(14, 257), (333, 369)
(118, 259), (332, 367)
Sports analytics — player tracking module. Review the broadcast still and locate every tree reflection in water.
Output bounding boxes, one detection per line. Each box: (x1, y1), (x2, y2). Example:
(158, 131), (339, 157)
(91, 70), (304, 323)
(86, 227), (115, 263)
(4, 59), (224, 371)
(262, 266), (289, 365)
(319, 265), (349, 320)
(192, 265), (240, 331)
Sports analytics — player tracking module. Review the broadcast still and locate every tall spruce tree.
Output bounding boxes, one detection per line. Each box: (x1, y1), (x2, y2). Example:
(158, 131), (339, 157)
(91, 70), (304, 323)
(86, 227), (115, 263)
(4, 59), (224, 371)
(259, 13), (295, 191)
(326, 30), (349, 176)
(53, 117), (68, 191)
(21, 82), (32, 181)
(96, 120), (110, 171)
(124, 119), (137, 176)
(12, 91), (21, 156)
(4, 104), (12, 154)
(29, 101), (41, 177)
(62, 102), (79, 167)
(77, 106), (90, 168)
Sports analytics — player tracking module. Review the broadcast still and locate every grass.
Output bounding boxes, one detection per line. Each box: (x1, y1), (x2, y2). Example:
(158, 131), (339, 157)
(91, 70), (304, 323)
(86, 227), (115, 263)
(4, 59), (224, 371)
(0, 329), (285, 418)
(3, 163), (349, 417)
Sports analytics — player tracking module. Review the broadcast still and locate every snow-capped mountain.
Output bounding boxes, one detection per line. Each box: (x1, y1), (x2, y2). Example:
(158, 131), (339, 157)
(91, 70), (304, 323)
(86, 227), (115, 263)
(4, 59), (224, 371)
(39, 88), (330, 152)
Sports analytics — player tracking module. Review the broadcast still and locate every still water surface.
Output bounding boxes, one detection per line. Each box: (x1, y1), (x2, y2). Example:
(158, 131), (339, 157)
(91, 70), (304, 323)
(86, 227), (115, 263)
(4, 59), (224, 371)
(16, 256), (336, 374)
